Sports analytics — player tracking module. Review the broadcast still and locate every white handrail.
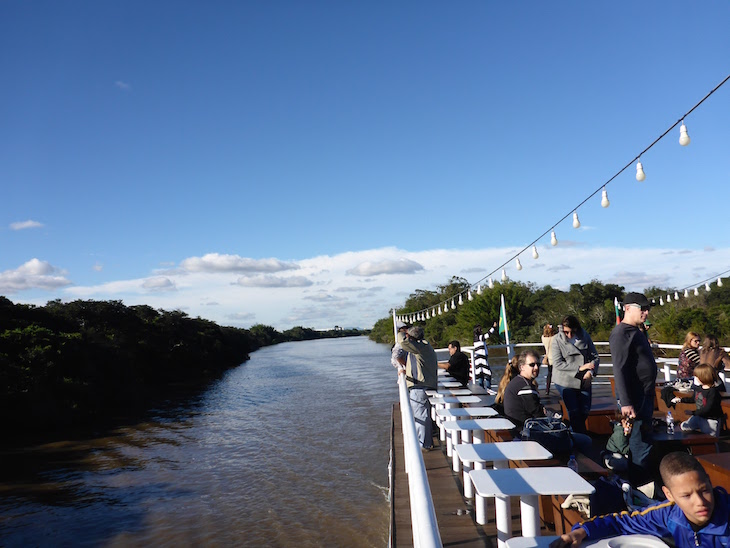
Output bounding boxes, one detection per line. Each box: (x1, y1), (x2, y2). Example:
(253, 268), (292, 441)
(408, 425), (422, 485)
(392, 311), (442, 548)
(397, 373), (443, 548)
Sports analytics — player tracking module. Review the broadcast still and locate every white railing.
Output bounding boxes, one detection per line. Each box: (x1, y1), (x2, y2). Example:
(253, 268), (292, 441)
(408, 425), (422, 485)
(396, 372), (443, 548)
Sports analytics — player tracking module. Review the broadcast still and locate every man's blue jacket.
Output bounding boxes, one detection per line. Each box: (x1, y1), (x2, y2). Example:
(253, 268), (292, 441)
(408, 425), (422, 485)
(574, 486), (730, 547)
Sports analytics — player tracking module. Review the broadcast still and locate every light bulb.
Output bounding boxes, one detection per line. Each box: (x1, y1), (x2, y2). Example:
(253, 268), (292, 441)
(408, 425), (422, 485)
(694, 287), (699, 296)
(488, 277), (494, 289)
(532, 245), (539, 259)
(458, 294), (463, 305)
(501, 269), (507, 282)
(515, 258), (522, 271)
(451, 299), (456, 310)
(706, 282), (711, 292)
(572, 211), (581, 229)
(684, 289), (689, 298)
(551, 230), (558, 246)
(468, 290), (473, 301)
(660, 297), (664, 306)
(432, 308), (436, 317)
(425, 311), (430, 319)
(718, 277), (724, 287)
(666, 294), (671, 302)
(476, 284), (482, 295)
(636, 161), (646, 182)
(679, 122), (690, 146)
(601, 188), (610, 208)
(674, 291), (679, 300)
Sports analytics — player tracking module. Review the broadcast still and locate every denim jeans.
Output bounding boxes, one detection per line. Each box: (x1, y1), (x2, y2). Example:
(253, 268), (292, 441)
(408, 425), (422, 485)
(627, 397), (655, 485)
(409, 388), (433, 449)
(556, 384), (592, 434)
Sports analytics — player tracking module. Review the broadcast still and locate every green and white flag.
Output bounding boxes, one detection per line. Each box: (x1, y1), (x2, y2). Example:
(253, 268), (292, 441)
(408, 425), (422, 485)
(498, 294), (508, 335)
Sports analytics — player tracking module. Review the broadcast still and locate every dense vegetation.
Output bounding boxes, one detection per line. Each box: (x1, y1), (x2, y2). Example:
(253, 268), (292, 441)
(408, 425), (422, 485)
(0, 297), (366, 438)
(369, 277), (730, 349)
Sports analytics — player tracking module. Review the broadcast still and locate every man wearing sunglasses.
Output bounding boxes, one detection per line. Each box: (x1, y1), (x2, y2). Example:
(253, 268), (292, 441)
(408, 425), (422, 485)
(609, 292), (658, 488)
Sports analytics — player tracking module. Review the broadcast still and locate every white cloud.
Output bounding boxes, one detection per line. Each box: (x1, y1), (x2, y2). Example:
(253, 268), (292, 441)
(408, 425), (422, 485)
(181, 253), (299, 274)
(142, 277), (176, 291)
(346, 258), (424, 276)
(92, 263), (104, 272)
(115, 80), (131, 91)
(235, 275), (313, 288)
(0, 259), (71, 293)
(9, 220), (44, 230)
(41, 244), (730, 330)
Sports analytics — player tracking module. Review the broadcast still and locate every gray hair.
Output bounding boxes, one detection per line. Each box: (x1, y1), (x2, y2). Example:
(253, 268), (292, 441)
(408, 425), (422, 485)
(407, 326), (424, 340)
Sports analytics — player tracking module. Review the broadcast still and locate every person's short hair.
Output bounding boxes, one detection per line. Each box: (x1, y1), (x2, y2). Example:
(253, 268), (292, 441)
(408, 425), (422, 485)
(682, 331), (701, 350)
(561, 315), (581, 332)
(693, 363), (719, 386)
(448, 340), (461, 351)
(703, 334), (720, 349)
(517, 349), (540, 369)
(407, 326), (424, 340)
(659, 452), (710, 488)
(542, 323), (557, 337)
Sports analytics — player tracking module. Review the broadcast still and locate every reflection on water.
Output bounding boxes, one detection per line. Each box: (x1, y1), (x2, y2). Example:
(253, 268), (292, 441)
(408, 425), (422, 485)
(0, 337), (396, 547)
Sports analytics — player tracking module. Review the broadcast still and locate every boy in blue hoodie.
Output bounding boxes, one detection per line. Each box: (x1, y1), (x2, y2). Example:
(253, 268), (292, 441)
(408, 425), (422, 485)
(550, 452), (730, 547)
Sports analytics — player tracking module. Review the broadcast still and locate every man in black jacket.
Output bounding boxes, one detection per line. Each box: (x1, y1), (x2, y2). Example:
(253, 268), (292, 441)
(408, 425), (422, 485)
(610, 292), (657, 485)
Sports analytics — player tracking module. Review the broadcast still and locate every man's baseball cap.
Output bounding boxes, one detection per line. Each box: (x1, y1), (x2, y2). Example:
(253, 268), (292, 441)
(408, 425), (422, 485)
(623, 292), (651, 308)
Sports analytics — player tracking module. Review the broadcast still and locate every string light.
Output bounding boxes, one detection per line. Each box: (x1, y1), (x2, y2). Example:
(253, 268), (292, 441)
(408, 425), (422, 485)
(458, 294), (463, 305)
(694, 288), (700, 296)
(476, 284), (482, 295)
(532, 245), (539, 259)
(451, 299), (456, 310)
(660, 297), (664, 306)
(684, 289), (689, 298)
(467, 290), (473, 301)
(679, 121), (691, 146)
(425, 310), (430, 319)
(391, 75), (730, 323)
(705, 282), (711, 292)
(674, 291), (679, 300)
(515, 258), (523, 271)
(666, 294), (671, 302)
(501, 269), (507, 282)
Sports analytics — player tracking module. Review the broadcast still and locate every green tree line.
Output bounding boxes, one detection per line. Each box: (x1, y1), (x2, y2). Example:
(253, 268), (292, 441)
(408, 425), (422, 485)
(0, 296), (367, 438)
(369, 277), (730, 349)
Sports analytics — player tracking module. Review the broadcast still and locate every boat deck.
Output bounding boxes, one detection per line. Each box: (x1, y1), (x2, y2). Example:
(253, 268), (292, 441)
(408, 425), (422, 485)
(389, 378), (730, 547)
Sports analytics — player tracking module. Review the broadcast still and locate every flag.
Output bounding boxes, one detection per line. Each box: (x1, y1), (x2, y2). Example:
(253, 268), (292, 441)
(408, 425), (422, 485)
(499, 294), (508, 335)
(499, 293), (513, 359)
(614, 297), (621, 325)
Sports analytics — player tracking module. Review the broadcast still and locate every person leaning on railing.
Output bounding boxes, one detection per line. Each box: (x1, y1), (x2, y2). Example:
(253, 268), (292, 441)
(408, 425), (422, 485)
(397, 325), (438, 450)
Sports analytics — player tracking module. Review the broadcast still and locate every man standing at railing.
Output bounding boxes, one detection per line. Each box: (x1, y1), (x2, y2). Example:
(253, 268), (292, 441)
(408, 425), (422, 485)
(610, 292), (658, 489)
(398, 325), (438, 450)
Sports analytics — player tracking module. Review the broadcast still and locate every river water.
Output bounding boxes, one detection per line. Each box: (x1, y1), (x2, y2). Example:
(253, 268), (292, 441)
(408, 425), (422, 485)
(0, 336), (399, 547)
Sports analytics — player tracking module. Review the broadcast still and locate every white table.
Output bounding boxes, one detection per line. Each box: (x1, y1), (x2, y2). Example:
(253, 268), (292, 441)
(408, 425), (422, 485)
(504, 534), (669, 547)
(469, 467), (595, 548)
(438, 380), (464, 388)
(443, 418), (515, 464)
(428, 394), (495, 422)
(426, 388), (473, 397)
(455, 441), (553, 522)
(435, 406), (499, 443)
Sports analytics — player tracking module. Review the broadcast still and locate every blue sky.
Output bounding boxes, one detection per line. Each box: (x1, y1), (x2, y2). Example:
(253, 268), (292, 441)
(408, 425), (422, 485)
(1, 2), (729, 330)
